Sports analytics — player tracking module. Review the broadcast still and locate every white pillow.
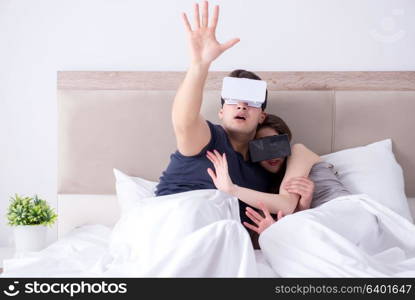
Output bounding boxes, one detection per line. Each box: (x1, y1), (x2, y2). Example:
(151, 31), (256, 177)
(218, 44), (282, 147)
(321, 139), (412, 222)
(113, 168), (158, 215)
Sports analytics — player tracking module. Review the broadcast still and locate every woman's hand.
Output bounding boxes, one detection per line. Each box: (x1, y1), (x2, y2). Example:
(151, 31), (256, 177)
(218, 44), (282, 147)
(282, 176), (315, 211)
(181, 1), (240, 66)
(206, 149), (235, 195)
(243, 202), (284, 235)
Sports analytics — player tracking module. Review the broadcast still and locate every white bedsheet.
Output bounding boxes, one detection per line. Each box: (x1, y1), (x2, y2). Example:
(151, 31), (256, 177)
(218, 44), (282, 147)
(2, 191), (415, 277)
(2, 224), (113, 277)
(2, 190), (262, 277)
(260, 194), (415, 277)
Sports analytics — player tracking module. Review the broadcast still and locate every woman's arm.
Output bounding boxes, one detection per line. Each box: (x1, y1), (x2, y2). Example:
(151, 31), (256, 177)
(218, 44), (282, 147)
(228, 183), (297, 215)
(280, 144), (321, 211)
(206, 149), (315, 215)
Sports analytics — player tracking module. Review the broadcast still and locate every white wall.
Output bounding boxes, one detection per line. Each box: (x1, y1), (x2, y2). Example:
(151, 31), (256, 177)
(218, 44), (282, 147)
(0, 0), (414, 247)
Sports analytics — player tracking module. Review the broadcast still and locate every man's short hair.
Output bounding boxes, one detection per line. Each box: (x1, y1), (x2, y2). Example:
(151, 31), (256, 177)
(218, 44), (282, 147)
(220, 69), (268, 111)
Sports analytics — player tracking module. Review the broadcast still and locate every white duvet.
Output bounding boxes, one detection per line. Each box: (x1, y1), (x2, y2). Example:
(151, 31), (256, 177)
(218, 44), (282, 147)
(2, 190), (415, 277)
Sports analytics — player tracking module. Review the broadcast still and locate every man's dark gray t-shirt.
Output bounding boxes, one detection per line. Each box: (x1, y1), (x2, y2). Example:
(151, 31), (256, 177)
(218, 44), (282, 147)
(155, 120), (273, 224)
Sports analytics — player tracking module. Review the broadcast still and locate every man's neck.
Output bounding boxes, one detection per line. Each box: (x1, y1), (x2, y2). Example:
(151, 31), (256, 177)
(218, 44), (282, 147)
(225, 129), (256, 161)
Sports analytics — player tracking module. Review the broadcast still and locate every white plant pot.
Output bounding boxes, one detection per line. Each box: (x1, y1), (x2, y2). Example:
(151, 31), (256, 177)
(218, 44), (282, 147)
(13, 224), (47, 252)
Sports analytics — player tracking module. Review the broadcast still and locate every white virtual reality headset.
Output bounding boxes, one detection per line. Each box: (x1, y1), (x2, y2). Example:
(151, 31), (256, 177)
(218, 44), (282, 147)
(221, 77), (267, 108)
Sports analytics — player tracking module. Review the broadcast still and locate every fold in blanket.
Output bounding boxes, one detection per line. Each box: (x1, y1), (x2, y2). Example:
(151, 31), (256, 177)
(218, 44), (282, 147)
(259, 194), (415, 277)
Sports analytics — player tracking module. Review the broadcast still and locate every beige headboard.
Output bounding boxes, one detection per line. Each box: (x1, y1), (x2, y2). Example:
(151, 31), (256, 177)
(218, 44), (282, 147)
(57, 71), (415, 198)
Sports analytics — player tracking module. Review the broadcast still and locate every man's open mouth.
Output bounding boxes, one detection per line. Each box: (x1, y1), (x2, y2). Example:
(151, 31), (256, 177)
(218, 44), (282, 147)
(234, 114), (247, 121)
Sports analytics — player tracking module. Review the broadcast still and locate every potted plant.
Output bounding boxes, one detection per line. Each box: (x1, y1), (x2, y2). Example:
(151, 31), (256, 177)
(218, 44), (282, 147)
(6, 194), (58, 252)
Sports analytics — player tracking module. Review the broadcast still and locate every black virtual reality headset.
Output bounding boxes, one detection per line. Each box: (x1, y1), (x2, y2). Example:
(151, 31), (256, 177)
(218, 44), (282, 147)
(249, 134), (292, 163)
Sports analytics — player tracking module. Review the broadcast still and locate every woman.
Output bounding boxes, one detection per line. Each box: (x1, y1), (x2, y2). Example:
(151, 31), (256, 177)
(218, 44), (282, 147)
(206, 114), (320, 213)
(206, 114), (321, 247)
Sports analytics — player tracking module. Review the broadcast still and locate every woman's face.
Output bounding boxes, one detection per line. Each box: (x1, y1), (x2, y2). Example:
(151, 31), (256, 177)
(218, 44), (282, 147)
(255, 126), (286, 174)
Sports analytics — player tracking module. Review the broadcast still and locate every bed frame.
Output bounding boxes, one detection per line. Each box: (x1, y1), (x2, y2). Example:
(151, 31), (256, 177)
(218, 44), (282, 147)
(57, 71), (415, 238)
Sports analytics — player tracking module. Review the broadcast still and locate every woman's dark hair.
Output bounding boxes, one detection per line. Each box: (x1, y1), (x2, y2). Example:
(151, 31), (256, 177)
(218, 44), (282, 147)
(257, 114), (292, 142)
(256, 113), (292, 194)
(220, 69), (268, 111)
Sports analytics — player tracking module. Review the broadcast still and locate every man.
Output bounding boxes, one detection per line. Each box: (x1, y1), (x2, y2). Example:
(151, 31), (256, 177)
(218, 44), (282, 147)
(155, 1), (313, 226)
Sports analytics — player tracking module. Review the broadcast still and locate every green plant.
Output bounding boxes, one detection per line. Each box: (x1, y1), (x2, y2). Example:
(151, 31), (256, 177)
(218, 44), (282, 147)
(7, 194), (58, 226)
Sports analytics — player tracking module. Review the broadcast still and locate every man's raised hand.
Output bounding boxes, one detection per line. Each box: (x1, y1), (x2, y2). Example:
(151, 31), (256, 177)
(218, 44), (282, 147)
(181, 1), (240, 66)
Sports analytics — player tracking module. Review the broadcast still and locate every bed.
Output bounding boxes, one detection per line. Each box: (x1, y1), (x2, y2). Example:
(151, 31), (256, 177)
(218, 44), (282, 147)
(2, 71), (415, 277)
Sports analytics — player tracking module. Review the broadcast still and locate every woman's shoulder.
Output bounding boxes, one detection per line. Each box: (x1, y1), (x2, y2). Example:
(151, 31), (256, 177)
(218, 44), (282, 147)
(309, 161), (339, 180)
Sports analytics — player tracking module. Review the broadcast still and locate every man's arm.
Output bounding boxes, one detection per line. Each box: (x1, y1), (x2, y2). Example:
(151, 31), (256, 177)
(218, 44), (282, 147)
(172, 63), (211, 156)
(173, 1), (240, 156)
(280, 144), (320, 210)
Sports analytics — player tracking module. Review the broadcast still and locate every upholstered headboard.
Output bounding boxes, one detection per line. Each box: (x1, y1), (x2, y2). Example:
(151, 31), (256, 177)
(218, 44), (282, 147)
(57, 71), (415, 237)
